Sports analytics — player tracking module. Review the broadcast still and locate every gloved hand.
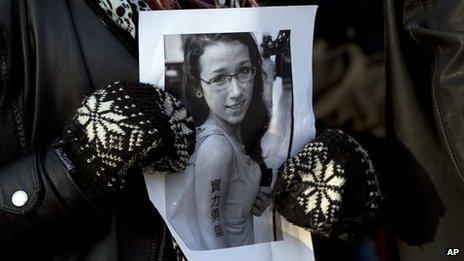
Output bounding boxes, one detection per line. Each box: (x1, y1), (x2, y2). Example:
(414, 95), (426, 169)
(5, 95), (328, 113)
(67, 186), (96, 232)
(273, 128), (382, 237)
(60, 81), (195, 203)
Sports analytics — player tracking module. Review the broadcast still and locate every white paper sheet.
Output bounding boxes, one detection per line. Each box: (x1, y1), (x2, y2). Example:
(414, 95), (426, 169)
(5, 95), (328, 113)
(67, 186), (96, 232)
(139, 6), (317, 261)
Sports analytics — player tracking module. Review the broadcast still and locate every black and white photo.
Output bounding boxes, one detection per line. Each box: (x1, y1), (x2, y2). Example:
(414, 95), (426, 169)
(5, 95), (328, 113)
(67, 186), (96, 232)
(163, 31), (293, 250)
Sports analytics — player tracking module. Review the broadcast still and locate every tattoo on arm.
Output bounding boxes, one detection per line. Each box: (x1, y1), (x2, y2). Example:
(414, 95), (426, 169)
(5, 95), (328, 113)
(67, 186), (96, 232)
(214, 224), (224, 237)
(211, 178), (221, 193)
(210, 179), (224, 237)
(211, 206), (220, 222)
(211, 194), (220, 208)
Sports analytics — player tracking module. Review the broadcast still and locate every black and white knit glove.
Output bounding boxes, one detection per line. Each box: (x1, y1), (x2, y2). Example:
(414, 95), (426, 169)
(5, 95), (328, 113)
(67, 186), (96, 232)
(273, 128), (382, 237)
(60, 81), (195, 203)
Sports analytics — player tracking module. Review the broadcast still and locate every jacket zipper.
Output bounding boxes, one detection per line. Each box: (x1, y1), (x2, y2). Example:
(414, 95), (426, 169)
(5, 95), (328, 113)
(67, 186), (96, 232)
(157, 224), (167, 261)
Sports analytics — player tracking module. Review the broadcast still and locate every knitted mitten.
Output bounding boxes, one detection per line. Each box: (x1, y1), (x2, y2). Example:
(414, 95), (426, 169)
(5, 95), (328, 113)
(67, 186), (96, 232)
(273, 128), (382, 237)
(61, 81), (195, 203)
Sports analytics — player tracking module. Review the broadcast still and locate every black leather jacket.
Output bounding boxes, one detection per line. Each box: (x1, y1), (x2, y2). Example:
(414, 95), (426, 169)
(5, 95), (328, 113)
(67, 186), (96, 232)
(0, 0), (174, 259)
(386, 0), (464, 259)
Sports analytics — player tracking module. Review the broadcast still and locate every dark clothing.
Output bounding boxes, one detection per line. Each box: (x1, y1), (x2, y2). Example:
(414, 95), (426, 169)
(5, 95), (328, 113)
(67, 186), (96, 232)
(386, 0), (464, 259)
(0, 0), (173, 259)
(313, 41), (385, 138)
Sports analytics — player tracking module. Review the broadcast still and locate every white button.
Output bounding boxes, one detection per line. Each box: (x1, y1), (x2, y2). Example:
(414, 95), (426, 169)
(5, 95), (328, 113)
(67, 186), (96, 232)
(11, 190), (28, 207)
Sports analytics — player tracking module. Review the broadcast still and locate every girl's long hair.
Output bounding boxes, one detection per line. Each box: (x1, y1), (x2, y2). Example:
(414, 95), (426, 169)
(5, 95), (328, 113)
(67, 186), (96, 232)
(148, 0), (259, 9)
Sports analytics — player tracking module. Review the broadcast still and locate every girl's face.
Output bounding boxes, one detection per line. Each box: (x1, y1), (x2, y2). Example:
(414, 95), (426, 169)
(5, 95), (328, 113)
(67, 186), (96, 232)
(199, 41), (254, 125)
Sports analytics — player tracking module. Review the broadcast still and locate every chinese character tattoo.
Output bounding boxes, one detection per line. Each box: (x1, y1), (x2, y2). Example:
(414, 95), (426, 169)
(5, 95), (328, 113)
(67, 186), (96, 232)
(214, 224), (224, 237)
(210, 178), (223, 237)
(211, 207), (220, 222)
(211, 179), (221, 193)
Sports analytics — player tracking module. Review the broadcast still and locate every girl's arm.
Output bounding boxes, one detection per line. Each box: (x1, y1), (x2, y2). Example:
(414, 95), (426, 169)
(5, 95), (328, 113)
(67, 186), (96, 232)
(194, 135), (233, 249)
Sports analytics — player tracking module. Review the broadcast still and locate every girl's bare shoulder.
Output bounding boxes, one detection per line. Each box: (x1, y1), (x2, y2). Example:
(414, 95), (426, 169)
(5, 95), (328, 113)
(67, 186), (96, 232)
(196, 134), (234, 169)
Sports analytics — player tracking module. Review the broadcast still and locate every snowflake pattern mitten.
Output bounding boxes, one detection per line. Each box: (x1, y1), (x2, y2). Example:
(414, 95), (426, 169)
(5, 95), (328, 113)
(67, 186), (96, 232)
(61, 81), (195, 203)
(273, 128), (382, 237)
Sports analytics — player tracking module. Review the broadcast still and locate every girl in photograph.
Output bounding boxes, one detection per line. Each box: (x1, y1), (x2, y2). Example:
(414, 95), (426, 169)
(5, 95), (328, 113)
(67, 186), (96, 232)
(166, 33), (271, 250)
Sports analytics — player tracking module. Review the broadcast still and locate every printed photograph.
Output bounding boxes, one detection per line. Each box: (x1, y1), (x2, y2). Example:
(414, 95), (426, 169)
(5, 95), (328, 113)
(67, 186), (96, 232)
(163, 31), (293, 250)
